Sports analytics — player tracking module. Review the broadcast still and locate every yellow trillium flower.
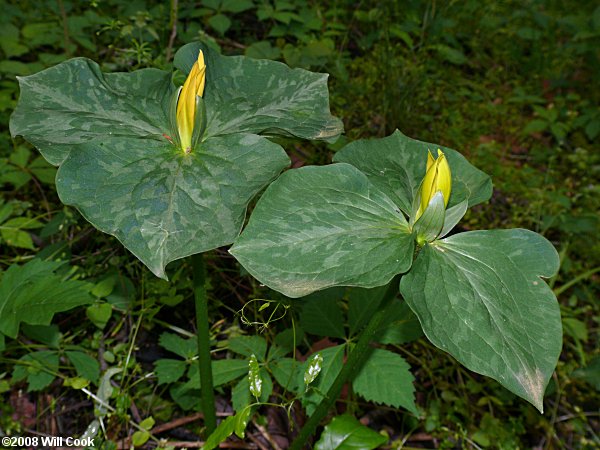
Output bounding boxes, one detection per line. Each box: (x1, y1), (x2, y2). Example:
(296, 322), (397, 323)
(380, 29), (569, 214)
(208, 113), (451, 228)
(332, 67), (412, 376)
(415, 148), (451, 221)
(176, 50), (206, 153)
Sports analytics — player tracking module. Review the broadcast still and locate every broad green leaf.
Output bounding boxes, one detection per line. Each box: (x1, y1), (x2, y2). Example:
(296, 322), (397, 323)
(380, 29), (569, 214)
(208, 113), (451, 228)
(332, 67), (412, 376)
(66, 351), (100, 383)
(300, 289), (346, 338)
(352, 349), (417, 414)
(302, 345), (345, 415)
(231, 164), (414, 298)
(315, 415), (387, 450)
(229, 336), (267, 361)
(154, 359), (187, 385)
(400, 229), (561, 412)
(55, 133), (288, 279)
(334, 130), (492, 215)
(13, 350), (59, 392)
(10, 55), (299, 278)
(10, 58), (173, 166)
(174, 42), (343, 142)
(159, 332), (197, 359)
(21, 323), (60, 348)
(0, 259), (92, 338)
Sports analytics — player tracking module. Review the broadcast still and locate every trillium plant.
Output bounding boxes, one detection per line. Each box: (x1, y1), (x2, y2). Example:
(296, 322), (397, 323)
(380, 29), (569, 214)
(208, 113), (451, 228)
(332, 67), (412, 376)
(10, 40), (562, 446)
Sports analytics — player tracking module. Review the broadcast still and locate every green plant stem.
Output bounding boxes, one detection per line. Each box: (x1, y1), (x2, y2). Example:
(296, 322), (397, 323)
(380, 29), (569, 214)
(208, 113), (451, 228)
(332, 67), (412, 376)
(192, 253), (217, 435)
(289, 277), (401, 450)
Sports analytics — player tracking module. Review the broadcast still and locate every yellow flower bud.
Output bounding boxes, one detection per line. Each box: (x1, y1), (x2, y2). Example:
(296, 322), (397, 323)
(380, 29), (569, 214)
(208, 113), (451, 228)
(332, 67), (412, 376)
(415, 149), (451, 221)
(176, 50), (206, 153)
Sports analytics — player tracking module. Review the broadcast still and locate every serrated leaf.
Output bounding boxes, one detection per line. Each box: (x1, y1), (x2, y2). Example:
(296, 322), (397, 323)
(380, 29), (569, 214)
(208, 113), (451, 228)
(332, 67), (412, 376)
(0, 259), (92, 338)
(353, 349), (417, 414)
(231, 164), (414, 298)
(300, 289), (346, 338)
(66, 351), (100, 383)
(158, 332), (197, 359)
(174, 42), (343, 142)
(315, 414), (387, 450)
(333, 130), (492, 216)
(400, 229), (561, 412)
(154, 359), (187, 385)
(229, 336), (267, 361)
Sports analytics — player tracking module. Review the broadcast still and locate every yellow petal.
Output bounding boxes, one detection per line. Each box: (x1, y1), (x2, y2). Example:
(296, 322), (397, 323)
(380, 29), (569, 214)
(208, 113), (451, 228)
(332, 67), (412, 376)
(176, 51), (206, 152)
(426, 149), (435, 172)
(436, 151), (451, 207)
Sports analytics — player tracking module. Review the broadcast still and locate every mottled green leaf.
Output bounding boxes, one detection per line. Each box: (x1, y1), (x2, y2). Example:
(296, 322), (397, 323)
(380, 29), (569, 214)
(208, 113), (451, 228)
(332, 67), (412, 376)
(315, 415), (387, 450)
(353, 349), (417, 414)
(334, 130), (492, 215)
(400, 229), (561, 412)
(10, 58), (173, 166)
(231, 164), (414, 298)
(55, 134), (288, 278)
(174, 42), (343, 142)
(0, 259), (92, 338)
(11, 54), (315, 278)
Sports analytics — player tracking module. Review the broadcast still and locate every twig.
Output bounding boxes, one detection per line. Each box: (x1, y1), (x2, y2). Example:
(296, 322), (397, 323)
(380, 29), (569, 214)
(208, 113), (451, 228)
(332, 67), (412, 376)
(57, 0), (71, 55)
(165, 0), (178, 62)
(253, 421), (282, 450)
